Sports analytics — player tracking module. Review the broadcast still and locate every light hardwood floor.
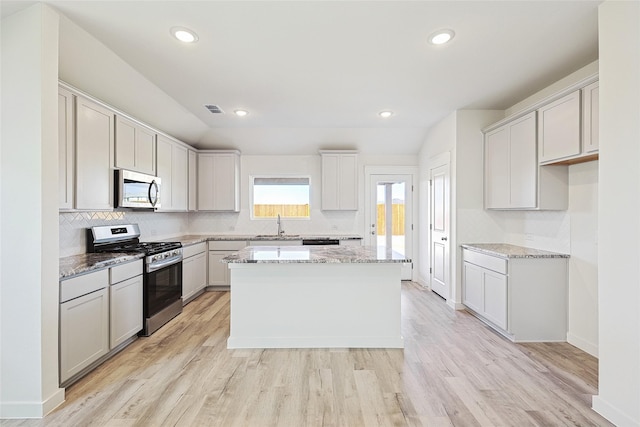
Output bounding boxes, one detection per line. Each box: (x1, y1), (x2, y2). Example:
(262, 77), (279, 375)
(3, 282), (612, 426)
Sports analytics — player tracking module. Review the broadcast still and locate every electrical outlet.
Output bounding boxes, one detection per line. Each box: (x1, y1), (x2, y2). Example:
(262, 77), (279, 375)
(331, 225), (338, 231)
(524, 233), (534, 242)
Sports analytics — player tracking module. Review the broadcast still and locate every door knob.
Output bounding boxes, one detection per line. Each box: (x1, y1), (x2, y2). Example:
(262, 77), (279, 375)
(441, 237), (448, 241)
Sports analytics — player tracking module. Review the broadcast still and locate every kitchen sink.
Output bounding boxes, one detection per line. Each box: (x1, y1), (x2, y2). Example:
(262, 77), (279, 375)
(255, 234), (300, 238)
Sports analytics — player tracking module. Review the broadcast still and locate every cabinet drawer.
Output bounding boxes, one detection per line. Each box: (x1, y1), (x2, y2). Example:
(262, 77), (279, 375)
(110, 259), (143, 284)
(183, 242), (207, 258)
(60, 269), (109, 303)
(462, 249), (507, 275)
(208, 240), (247, 251)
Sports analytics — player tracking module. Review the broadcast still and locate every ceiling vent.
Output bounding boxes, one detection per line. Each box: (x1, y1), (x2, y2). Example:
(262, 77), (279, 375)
(204, 104), (224, 114)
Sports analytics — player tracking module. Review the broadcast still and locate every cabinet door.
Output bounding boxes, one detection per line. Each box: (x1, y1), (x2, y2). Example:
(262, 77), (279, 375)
(58, 87), (75, 210)
(582, 81), (599, 153)
(171, 144), (188, 211)
(198, 152), (240, 211)
(115, 116), (156, 175)
(188, 150), (197, 211)
(110, 275), (143, 348)
(135, 126), (156, 175)
(339, 154), (358, 210)
(197, 154), (215, 210)
(75, 97), (114, 210)
(538, 91), (581, 163)
(156, 135), (173, 210)
(212, 153), (240, 211)
(484, 126), (510, 208)
(462, 262), (483, 313)
(321, 153), (358, 210)
(208, 251), (230, 286)
(321, 153), (340, 210)
(483, 270), (508, 330)
(60, 288), (109, 384)
(509, 112), (537, 208)
(183, 252), (207, 301)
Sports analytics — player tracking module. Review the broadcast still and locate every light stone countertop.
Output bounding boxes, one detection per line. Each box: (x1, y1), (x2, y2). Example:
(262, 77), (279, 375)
(59, 253), (144, 280)
(60, 234), (364, 280)
(175, 234), (363, 247)
(461, 243), (569, 259)
(222, 245), (411, 264)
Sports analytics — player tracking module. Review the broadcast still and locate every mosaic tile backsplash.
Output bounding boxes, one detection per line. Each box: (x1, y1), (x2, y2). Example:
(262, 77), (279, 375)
(59, 211), (189, 257)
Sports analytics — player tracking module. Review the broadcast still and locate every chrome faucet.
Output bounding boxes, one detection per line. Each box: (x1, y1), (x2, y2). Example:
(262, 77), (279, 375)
(277, 214), (284, 236)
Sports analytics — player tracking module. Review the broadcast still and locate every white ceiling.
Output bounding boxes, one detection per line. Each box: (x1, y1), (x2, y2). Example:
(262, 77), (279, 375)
(3, 1), (600, 155)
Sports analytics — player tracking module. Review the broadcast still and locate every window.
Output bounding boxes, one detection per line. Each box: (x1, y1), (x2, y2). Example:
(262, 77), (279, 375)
(252, 177), (310, 219)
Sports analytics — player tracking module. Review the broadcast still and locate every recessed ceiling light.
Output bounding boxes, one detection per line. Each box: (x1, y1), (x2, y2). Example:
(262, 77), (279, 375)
(171, 27), (198, 43)
(429, 29), (455, 45)
(379, 111), (394, 118)
(234, 109), (248, 117)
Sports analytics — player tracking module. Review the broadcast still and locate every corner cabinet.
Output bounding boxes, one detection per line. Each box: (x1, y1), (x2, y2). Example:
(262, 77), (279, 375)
(156, 135), (188, 212)
(75, 96), (115, 210)
(484, 111), (567, 210)
(320, 150), (358, 210)
(198, 151), (241, 211)
(114, 115), (156, 175)
(208, 241), (247, 288)
(462, 247), (568, 342)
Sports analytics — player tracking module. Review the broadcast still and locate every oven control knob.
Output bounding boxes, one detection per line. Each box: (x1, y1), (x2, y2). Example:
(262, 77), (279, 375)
(153, 254), (162, 261)
(173, 250), (180, 256)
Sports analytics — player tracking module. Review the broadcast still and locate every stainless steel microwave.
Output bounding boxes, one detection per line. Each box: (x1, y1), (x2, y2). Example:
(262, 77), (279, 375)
(115, 169), (161, 209)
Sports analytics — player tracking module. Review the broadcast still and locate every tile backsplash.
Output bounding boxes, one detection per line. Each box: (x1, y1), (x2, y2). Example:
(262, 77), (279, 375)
(59, 211), (189, 257)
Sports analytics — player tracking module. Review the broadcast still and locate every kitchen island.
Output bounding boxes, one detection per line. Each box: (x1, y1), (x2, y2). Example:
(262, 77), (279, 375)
(222, 245), (410, 349)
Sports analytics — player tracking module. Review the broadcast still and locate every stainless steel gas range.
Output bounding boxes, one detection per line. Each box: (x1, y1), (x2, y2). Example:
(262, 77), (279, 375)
(87, 224), (183, 336)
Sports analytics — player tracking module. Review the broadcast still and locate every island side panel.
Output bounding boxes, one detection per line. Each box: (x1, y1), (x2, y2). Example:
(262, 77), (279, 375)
(227, 263), (404, 349)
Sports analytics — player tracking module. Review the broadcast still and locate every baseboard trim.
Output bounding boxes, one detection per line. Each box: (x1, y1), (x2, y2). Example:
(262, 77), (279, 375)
(593, 395), (640, 427)
(447, 300), (465, 310)
(0, 387), (65, 419)
(567, 332), (598, 358)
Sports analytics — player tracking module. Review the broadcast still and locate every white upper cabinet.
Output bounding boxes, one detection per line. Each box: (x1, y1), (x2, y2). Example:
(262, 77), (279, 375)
(320, 150), (358, 210)
(484, 111), (567, 210)
(75, 96), (115, 211)
(58, 86), (75, 210)
(188, 149), (197, 211)
(114, 115), (156, 175)
(538, 90), (581, 163)
(198, 151), (240, 212)
(582, 81), (599, 154)
(156, 135), (188, 212)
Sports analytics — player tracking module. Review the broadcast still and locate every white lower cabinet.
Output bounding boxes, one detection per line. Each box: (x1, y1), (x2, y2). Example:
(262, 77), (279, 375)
(60, 260), (143, 386)
(208, 241), (247, 287)
(59, 270), (110, 385)
(109, 260), (143, 348)
(462, 248), (567, 342)
(182, 242), (207, 303)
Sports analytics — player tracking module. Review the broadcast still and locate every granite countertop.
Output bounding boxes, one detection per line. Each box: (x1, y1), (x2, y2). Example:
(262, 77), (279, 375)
(59, 253), (144, 280)
(176, 234), (363, 246)
(222, 245), (411, 264)
(461, 243), (569, 259)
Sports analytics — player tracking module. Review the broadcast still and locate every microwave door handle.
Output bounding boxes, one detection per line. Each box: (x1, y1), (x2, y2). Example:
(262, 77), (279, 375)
(148, 180), (159, 207)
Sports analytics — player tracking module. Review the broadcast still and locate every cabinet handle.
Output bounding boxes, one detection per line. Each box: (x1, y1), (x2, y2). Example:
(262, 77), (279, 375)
(441, 237), (448, 241)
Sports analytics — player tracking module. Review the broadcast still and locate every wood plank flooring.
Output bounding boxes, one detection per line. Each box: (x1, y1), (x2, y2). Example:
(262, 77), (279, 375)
(2, 282), (612, 426)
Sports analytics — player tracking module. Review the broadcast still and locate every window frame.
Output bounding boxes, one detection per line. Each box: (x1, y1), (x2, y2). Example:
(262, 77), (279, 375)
(249, 175), (312, 221)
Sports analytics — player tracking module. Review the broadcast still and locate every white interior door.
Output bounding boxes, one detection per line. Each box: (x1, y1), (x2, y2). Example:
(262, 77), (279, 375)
(430, 163), (450, 299)
(369, 174), (413, 280)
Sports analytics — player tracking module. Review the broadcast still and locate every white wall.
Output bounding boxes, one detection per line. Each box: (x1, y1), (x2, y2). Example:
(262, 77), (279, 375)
(0, 4), (65, 417)
(567, 161), (599, 357)
(188, 154), (418, 238)
(57, 13), (208, 144)
(417, 112), (456, 289)
(592, 1), (640, 426)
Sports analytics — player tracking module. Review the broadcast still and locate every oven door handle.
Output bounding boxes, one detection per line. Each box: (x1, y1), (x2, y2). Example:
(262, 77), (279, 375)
(146, 255), (182, 273)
